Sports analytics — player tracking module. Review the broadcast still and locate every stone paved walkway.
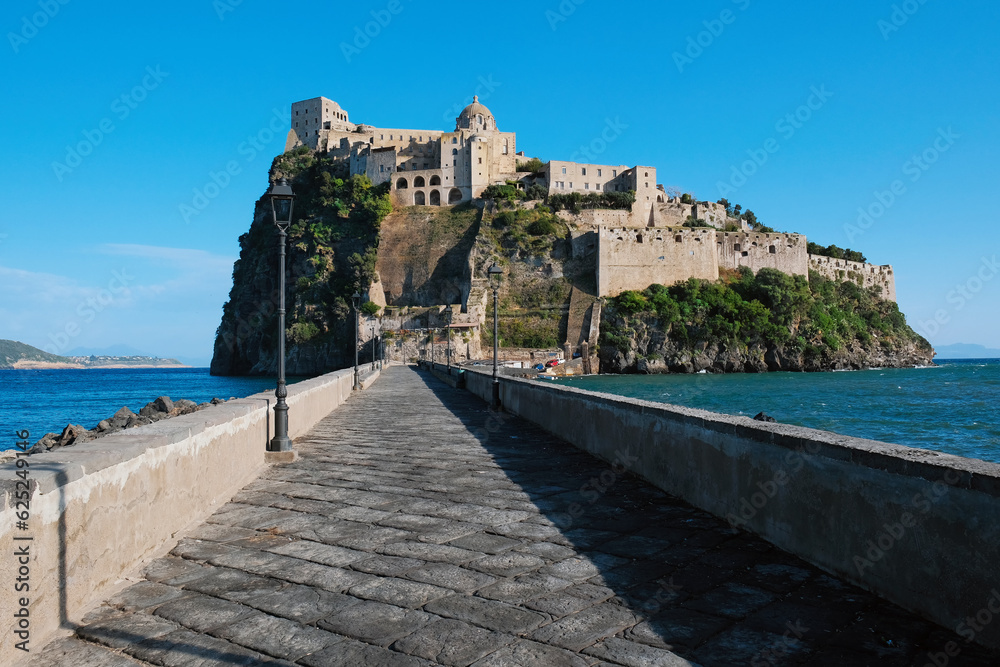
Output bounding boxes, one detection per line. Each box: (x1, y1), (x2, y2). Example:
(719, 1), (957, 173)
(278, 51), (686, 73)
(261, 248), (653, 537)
(27, 366), (1000, 666)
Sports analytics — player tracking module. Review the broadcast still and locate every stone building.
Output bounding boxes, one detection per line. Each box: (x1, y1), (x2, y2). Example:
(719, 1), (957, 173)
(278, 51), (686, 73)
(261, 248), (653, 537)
(287, 95), (517, 206)
(286, 95), (897, 303)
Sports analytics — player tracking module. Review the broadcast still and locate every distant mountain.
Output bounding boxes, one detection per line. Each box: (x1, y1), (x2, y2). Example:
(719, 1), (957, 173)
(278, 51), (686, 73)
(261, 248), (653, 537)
(935, 343), (1000, 359)
(0, 340), (68, 368)
(67, 344), (149, 357)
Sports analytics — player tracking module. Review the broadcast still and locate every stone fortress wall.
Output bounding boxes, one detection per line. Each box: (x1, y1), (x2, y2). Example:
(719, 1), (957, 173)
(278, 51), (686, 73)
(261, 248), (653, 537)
(598, 227), (896, 301)
(810, 255), (897, 301)
(717, 231), (810, 277)
(598, 227), (719, 297)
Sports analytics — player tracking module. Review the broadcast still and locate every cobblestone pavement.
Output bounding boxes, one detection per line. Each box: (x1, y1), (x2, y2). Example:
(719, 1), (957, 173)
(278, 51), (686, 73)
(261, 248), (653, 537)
(28, 366), (1000, 666)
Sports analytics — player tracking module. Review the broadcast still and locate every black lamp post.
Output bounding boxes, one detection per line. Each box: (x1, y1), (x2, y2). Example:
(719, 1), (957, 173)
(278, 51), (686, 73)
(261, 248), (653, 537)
(352, 292), (361, 389)
(268, 177), (295, 452)
(370, 321), (376, 371)
(488, 264), (503, 408)
(446, 308), (452, 371)
(430, 325), (435, 368)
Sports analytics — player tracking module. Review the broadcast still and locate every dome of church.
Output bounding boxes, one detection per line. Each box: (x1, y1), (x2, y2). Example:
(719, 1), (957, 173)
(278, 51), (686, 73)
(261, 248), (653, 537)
(457, 96), (497, 131)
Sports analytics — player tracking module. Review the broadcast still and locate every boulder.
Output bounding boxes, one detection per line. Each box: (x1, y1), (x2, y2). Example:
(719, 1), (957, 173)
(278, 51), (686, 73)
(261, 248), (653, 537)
(96, 419), (112, 432)
(110, 406), (136, 429)
(753, 412), (777, 423)
(210, 398), (225, 405)
(172, 399), (198, 416)
(29, 432), (60, 454)
(57, 424), (91, 448)
(153, 396), (174, 413)
(138, 403), (164, 420)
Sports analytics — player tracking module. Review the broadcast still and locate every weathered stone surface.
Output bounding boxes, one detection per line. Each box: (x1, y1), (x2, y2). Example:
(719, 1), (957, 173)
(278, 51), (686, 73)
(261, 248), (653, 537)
(467, 552), (546, 577)
(212, 609), (344, 661)
(25, 636), (149, 666)
(424, 595), (548, 634)
(127, 627), (288, 666)
(77, 611), (180, 649)
(348, 576), (452, 608)
(469, 640), (592, 667)
(405, 562), (497, 593)
(243, 585), (359, 624)
(267, 539), (369, 567)
(106, 581), (189, 613)
(154, 593), (254, 632)
(584, 637), (697, 667)
(392, 618), (515, 666)
(300, 638), (432, 667)
(317, 600), (432, 646)
(531, 604), (638, 651)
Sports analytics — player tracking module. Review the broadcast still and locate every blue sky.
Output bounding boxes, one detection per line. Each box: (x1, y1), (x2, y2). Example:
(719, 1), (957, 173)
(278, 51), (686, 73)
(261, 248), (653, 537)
(1, 0), (997, 365)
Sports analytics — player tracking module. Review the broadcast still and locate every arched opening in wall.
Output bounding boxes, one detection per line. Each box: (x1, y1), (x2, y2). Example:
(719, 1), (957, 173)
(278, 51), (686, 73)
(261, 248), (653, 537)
(430, 190), (441, 206)
(674, 235), (683, 243)
(734, 244), (741, 252)
(430, 175), (441, 186)
(448, 188), (463, 204)
(657, 194), (664, 202)
(414, 191), (426, 206)
(414, 176), (426, 188)
(769, 246), (777, 254)
(396, 178), (408, 189)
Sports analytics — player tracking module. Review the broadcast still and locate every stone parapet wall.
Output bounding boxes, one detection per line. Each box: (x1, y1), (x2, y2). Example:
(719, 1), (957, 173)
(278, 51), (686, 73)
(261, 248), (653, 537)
(0, 367), (375, 663)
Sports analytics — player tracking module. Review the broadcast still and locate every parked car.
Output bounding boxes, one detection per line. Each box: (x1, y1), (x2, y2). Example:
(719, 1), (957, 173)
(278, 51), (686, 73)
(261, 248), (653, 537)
(545, 359), (560, 368)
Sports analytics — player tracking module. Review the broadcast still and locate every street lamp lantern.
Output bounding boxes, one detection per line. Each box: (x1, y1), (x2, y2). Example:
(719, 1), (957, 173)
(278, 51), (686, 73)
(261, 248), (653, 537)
(352, 292), (361, 390)
(488, 264), (503, 409)
(268, 177), (296, 453)
(269, 177), (295, 228)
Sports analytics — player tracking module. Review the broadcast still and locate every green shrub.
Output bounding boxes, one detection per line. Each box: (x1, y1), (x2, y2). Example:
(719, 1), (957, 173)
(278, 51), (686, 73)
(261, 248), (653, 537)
(517, 158), (545, 173)
(527, 218), (557, 235)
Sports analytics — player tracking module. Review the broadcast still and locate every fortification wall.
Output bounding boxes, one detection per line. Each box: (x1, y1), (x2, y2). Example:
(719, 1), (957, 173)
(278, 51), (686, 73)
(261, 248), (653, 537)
(810, 255), (897, 301)
(459, 369), (1000, 650)
(598, 226), (718, 296)
(717, 232), (809, 277)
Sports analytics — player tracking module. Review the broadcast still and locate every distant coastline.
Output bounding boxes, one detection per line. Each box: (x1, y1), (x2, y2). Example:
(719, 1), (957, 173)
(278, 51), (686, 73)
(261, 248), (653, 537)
(0, 339), (188, 370)
(7, 359), (190, 370)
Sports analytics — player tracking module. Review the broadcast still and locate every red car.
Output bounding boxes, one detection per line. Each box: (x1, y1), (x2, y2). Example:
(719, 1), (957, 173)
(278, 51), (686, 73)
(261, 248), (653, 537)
(545, 359), (560, 368)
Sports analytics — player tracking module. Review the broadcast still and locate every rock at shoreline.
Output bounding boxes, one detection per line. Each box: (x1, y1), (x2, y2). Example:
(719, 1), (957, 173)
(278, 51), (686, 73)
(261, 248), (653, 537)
(28, 396), (228, 455)
(753, 412), (777, 423)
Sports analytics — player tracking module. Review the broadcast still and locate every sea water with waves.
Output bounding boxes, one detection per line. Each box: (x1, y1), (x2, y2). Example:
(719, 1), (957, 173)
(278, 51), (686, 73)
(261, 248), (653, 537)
(555, 359), (1000, 463)
(0, 367), (304, 451)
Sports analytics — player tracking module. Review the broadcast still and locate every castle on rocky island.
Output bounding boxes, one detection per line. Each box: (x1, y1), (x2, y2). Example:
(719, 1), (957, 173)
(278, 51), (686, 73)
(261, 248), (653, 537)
(286, 96), (896, 302)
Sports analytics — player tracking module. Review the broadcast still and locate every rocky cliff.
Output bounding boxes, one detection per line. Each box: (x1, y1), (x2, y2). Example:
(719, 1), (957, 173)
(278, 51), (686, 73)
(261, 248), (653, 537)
(211, 147), (390, 376)
(599, 268), (934, 374)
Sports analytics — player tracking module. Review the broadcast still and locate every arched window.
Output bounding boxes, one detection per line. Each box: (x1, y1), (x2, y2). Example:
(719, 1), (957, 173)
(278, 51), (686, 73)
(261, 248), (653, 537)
(396, 178), (408, 189)
(414, 191), (426, 205)
(430, 175), (441, 186)
(414, 176), (426, 188)
(448, 188), (463, 204)
(430, 190), (441, 206)
(452, 137), (457, 144)
(452, 148), (458, 155)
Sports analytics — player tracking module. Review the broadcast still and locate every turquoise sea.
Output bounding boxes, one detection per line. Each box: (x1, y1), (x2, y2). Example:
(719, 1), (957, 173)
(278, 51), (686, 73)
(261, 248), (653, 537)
(0, 368), (301, 451)
(556, 359), (1000, 464)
